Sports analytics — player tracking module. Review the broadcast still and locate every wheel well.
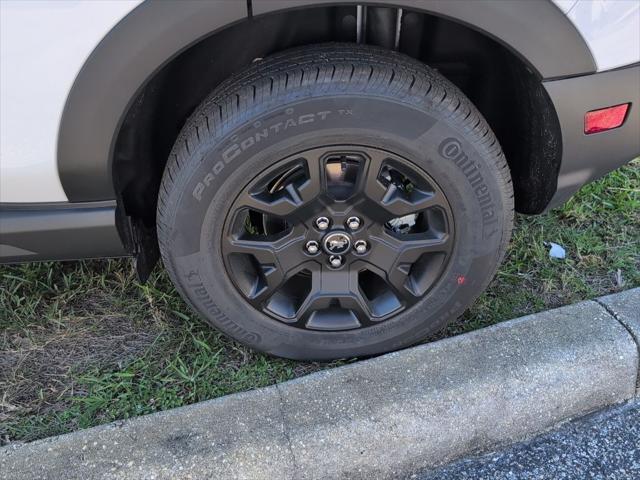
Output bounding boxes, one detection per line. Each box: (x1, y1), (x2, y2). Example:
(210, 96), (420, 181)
(113, 5), (562, 263)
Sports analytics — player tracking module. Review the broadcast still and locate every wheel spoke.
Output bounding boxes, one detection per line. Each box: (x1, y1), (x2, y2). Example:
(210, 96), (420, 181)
(238, 157), (322, 220)
(381, 189), (447, 217)
(360, 150), (390, 207)
(245, 264), (285, 306)
(223, 225), (309, 306)
(357, 150), (454, 223)
(367, 228), (452, 303)
(294, 264), (372, 330)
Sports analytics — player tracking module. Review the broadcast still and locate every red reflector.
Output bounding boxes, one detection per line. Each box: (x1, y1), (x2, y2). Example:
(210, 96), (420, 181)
(584, 103), (630, 134)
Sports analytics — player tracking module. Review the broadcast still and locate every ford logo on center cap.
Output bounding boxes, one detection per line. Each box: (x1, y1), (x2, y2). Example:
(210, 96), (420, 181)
(323, 232), (352, 255)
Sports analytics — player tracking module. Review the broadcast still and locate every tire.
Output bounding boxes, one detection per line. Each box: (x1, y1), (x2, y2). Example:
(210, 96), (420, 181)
(157, 44), (514, 361)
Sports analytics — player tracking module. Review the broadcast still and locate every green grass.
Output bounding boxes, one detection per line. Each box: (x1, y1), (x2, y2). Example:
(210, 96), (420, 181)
(1, 159), (638, 444)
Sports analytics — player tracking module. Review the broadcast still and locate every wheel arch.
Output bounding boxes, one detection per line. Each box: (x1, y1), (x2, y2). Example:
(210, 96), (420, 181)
(57, 0), (595, 204)
(56, 0), (248, 202)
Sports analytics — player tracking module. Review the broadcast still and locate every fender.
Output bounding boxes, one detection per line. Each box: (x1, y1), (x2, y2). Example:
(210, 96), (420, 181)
(57, 0), (246, 202)
(57, 0), (595, 202)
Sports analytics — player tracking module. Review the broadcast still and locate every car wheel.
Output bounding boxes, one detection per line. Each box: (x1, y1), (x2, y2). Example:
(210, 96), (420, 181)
(157, 44), (514, 360)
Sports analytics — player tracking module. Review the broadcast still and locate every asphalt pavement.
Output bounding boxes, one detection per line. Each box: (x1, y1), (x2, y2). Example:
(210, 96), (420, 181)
(413, 400), (640, 480)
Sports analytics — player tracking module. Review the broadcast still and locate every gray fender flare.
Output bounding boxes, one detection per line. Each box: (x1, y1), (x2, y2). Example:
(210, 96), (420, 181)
(57, 0), (595, 201)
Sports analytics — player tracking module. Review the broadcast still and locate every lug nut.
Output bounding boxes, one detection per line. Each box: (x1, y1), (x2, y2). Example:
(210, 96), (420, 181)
(315, 216), (330, 230)
(354, 240), (368, 254)
(305, 241), (319, 255)
(347, 216), (361, 230)
(329, 255), (343, 268)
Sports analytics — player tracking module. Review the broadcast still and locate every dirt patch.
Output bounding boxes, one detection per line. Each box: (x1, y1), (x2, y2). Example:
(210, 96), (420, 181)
(0, 299), (160, 429)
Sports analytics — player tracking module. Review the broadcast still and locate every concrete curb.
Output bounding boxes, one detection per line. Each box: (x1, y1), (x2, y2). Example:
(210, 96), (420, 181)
(598, 288), (640, 394)
(2, 288), (639, 480)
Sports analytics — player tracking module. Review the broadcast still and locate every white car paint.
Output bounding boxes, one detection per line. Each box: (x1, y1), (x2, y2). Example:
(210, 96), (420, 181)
(565, 0), (640, 71)
(0, 0), (141, 203)
(552, 0), (579, 14)
(0, 0), (638, 203)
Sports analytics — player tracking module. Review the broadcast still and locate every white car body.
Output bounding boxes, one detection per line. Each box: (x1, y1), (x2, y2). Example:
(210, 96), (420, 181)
(0, 0), (141, 202)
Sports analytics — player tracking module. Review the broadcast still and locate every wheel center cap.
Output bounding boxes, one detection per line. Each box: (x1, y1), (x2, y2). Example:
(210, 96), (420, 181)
(323, 231), (352, 255)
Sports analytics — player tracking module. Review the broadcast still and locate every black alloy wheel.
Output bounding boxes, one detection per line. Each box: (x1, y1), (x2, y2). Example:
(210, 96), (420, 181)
(222, 146), (454, 331)
(157, 44), (514, 360)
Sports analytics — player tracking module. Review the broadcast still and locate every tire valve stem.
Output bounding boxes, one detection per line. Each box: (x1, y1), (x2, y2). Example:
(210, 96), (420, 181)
(329, 255), (343, 268)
